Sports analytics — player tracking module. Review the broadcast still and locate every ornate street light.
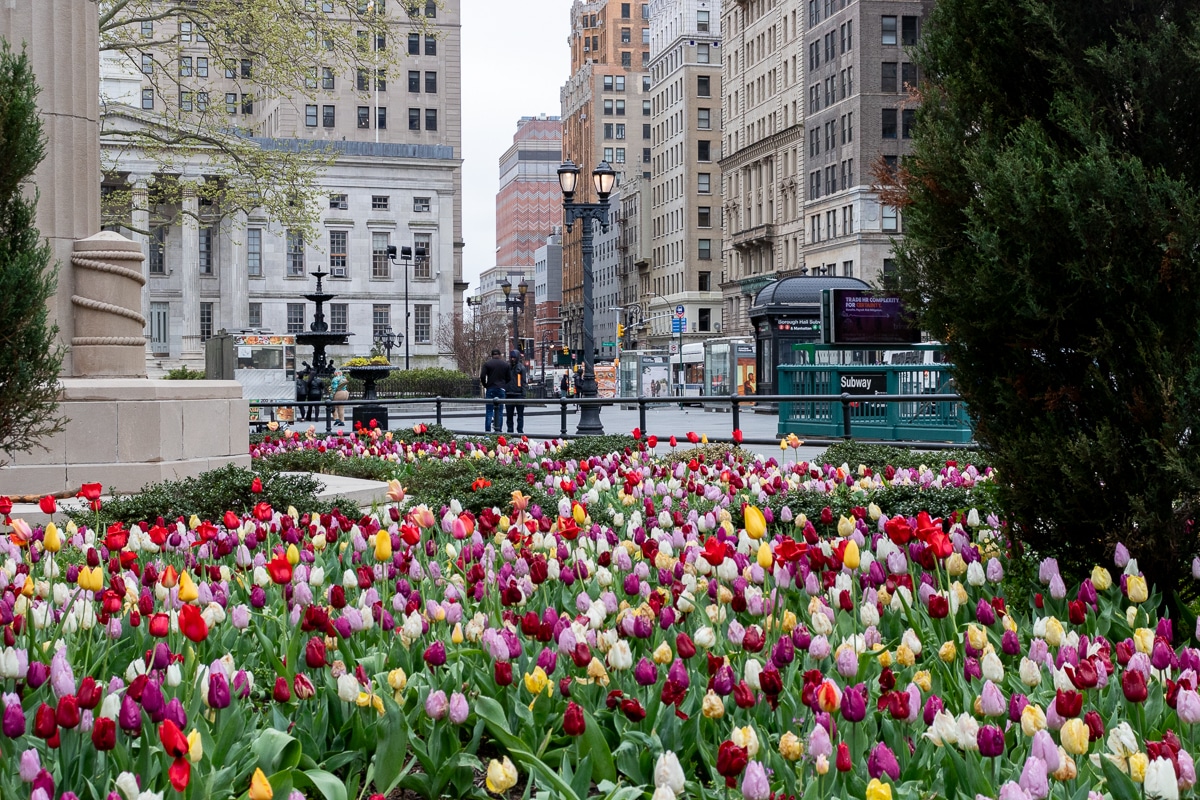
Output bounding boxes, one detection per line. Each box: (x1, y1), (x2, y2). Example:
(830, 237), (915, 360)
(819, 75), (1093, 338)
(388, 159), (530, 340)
(373, 326), (401, 363)
(558, 158), (616, 436)
(500, 279), (529, 358)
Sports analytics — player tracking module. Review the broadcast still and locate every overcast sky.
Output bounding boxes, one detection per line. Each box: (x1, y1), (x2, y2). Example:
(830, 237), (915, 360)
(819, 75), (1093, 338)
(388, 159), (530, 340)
(460, 1), (569, 293)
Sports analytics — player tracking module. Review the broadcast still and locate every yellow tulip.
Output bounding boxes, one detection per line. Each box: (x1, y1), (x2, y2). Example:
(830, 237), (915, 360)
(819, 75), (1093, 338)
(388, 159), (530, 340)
(912, 670), (931, 693)
(387, 668), (407, 692)
(1060, 718), (1089, 755)
(701, 433), (709, 444)
(374, 531), (392, 562)
(744, 506), (766, 540)
(486, 757), (518, 794)
(1127, 575), (1148, 604)
(523, 666), (548, 696)
(1091, 566), (1112, 591)
(837, 515), (855, 537)
(779, 439), (788, 450)
(756, 542), (774, 570)
(701, 690), (725, 719)
(42, 523), (61, 553)
(187, 729), (203, 762)
(866, 778), (893, 800)
(938, 641), (957, 663)
(843, 539), (860, 570)
(815, 754), (830, 775)
(779, 731), (804, 761)
(177, 571), (199, 603)
(896, 644), (915, 669)
(1133, 627), (1154, 654)
(189, 514), (201, 531)
(966, 624), (987, 653)
(1129, 752), (1148, 783)
(573, 502), (587, 525)
(652, 641), (674, 665)
(451, 623), (464, 644)
(248, 767), (273, 800)
(1021, 704), (1047, 737)
(286, 543), (300, 566)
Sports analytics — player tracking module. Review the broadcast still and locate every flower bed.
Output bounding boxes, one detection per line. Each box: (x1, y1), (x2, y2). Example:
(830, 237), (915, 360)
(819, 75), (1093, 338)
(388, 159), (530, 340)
(0, 431), (1191, 800)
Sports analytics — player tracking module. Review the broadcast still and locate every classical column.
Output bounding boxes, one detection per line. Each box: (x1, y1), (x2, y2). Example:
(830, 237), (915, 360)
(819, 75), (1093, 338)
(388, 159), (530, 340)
(128, 174), (152, 349)
(70, 231), (147, 377)
(224, 210), (249, 332)
(179, 179), (202, 355)
(0, 0), (101, 376)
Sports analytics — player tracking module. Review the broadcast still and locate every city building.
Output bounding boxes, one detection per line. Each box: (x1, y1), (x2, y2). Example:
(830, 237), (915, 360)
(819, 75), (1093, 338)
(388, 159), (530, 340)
(98, 0), (465, 372)
(718, 0), (807, 339)
(560, 0), (652, 359)
(593, 191), (623, 360)
(532, 232), (564, 373)
(495, 115), (564, 267)
(800, 0), (932, 285)
(474, 264), (535, 355)
(617, 174), (650, 349)
(645, 0), (724, 349)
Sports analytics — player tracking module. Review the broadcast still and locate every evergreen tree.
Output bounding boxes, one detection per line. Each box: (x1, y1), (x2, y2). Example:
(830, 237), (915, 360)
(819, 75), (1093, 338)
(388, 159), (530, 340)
(0, 40), (65, 463)
(894, 0), (1200, 592)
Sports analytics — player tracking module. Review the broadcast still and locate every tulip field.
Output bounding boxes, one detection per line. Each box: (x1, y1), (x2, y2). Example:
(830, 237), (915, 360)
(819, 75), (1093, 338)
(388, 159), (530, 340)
(0, 426), (1197, 800)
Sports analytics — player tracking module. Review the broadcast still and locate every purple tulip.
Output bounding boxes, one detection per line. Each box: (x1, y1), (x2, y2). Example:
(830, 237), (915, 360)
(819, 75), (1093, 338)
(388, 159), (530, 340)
(1030, 730), (1059, 773)
(1009, 693), (1030, 723)
(1077, 579), (1097, 607)
(808, 635), (831, 660)
(1002, 629), (1021, 656)
(448, 692), (469, 725)
(868, 741), (901, 779)
(1151, 639), (1176, 671)
(712, 665), (734, 696)
(835, 647), (859, 679)
(423, 641), (447, 668)
(19, 748), (40, 781)
(840, 683), (867, 723)
(633, 657), (658, 687)
(998, 782), (1030, 800)
(1177, 689), (1200, 724)
(2, 701), (25, 737)
(771, 635), (795, 667)
(152, 643), (171, 670)
(250, 585), (266, 608)
(1114, 543), (1129, 568)
(207, 672), (231, 709)
(233, 670), (253, 699)
(667, 658), (690, 690)
(163, 698), (187, 729)
(1038, 558), (1059, 585)
(26, 662), (48, 690)
(141, 680), (165, 722)
(49, 648), (75, 699)
(32, 768), (53, 798)
(424, 690), (448, 720)
(980, 680), (1006, 717)
(1019, 756), (1049, 800)
(741, 761), (770, 800)
(118, 695), (142, 735)
(923, 694), (944, 726)
(536, 648), (558, 675)
(808, 723), (832, 758)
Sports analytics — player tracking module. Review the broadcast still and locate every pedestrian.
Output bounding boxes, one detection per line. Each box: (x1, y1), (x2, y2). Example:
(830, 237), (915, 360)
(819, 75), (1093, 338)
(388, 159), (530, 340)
(330, 368), (349, 426)
(305, 370), (324, 422)
(479, 348), (510, 433)
(294, 367), (310, 422)
(505, 350), (528, 434)
(559, 372), (569, 399)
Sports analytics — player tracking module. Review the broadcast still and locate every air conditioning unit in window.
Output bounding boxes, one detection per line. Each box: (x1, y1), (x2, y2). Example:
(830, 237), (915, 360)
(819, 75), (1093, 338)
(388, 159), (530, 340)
(335, 201), (348, 210)
(584, 44), (590, 51)
(330, 266), (346, 277)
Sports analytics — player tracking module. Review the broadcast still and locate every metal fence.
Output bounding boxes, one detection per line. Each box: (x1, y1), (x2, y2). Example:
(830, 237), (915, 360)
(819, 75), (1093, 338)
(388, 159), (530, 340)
(250, 392), (977, 449)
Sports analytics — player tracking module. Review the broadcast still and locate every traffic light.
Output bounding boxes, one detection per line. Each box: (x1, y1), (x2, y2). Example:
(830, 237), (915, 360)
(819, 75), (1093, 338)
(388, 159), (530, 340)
(561, 346), (569, 356)
(617, 323), (625, 338)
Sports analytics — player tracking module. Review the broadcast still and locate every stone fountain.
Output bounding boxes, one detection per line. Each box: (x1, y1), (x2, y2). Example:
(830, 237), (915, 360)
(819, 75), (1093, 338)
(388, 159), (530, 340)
(295, 270), (350, 377)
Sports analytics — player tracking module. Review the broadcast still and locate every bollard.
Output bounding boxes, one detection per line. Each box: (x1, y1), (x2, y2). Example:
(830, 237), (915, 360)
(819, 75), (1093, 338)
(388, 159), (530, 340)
(560, 397), (568, 438)
(731, 396), (740, 433)
(492, 396), (501, 433)
(435, 397), (443, 427)
(639, 398), (647, 439)
(841, 393), (853, 441)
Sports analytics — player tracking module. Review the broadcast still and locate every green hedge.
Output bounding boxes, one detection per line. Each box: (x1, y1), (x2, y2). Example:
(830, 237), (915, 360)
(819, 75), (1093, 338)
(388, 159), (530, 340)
(817, 441), (991, 471)
(345, 367), (477, 398)
(400, 457), (550, 517)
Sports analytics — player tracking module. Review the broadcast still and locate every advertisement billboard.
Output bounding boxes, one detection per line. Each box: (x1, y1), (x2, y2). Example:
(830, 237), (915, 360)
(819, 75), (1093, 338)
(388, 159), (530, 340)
(826, 290), (920, 345)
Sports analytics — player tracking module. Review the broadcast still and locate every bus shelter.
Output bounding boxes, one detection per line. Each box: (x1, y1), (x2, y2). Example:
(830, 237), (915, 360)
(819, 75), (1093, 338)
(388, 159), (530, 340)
(617, 352), (672, 399)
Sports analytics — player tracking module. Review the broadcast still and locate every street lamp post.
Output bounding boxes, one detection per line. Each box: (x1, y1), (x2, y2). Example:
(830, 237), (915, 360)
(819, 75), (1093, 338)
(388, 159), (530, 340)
(540, 332), (554, 383)
(385, 244), (427, 370)
(500, 279), (528, 358)
(373, 327), (400, 363)
(649, 290), (684, 398)
(558, 158), (616, 436)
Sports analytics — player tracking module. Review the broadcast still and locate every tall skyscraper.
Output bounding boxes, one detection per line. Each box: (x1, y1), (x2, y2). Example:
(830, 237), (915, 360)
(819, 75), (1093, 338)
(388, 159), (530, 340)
(560, 0), (652, 358)
(644, 0), (724, 349)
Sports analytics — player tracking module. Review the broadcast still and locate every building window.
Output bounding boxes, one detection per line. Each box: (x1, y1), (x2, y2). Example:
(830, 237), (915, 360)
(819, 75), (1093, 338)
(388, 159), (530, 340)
(414, 304), (432, 343)
(621, 51), (632, 68)
(425, 108), (437, 130)
(199, 227), (213, 274)
(902, 16), (920, 45)
(330, 303), (348, 334)
(149, 302), (169, 353)
(621, 2), (631, 18)
(142, 89), (154, 109)
(329, 231), (348, 275)
(698, 271), (711, 291)
(698, 108), (711, 129)
(843, 260), (855, 277)
(643, 100), (651, 116)
(149, 226), (167, 274)
(375, 32), (386, 51)
(372, 195), (390, 210)
(197, 57), (208, 77)
(225, 93), (238, 114)
(698, 140), (711, 161)
(330, 193), (348, 209)
(247, 228), (262, 276)
(809, 170), (821, 200)
(200, 302), (213, 342)
(604, 123), (614, 140)
(841, 20), (853, 53)
(697, 75), (711, 97)
(621, 27), (631, 43)
(603, 99), (614, 115)
(358, 106), (370, 128)
(372, 304), (390, 339)
(881, 62), (897, 93)
(698, 308), (711, 332)
(425, 0), (437, 17)
(240, 58), (252, 79)
(322, 105), (335, 127)
(179, 91), (193, 111)
(409, 108), (420, 130)
(141, 53), (153, 74)
(141, 21), (153, 37)
(413, 196), (431, 212)
(305, 104), (318, 126)
(604, 146), (614, 163)
(425, 35), (436, 55)
(408, 33), (419, 54)
(697, 10), (710, 31)
(883, 258), (897, 275)
(643, 123), (651, 139)
(180, 21), (192, 41)
(241, 94), (253, 114)
(425, 71), (437, 93)
(902, 62), (918, 91)
(287, 230), (305, 276)
(248, 302), (262, 329)
(642, 3), (649, 19)
(902, 109), (916, 138)
(697, 43), (710, 63)
(698, 173), (711, 193)
(372, 233), (391, 279)
(321, 67), (335, 89)
(698, 206), (711, 228)
(882, 108), (897, 139)
(408, 70), (420, 92)
(225, 59), (236, 79)
(643, 28), (650, 44)
(197, 92), (208, 111)
(615, 123), (625, 139)
(615, 147), (625, 163)
(413, 233), (432, 278)
(882, 206), (899, 232)
(882, 16), (897, 45)
(287, 303), (306, 334)
(306, 67), (318, 90)
(698, 239), (712, 260)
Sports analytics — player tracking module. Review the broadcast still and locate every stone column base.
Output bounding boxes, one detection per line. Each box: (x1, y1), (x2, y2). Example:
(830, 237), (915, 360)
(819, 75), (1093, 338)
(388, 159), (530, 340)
(0, 379), (250, 496)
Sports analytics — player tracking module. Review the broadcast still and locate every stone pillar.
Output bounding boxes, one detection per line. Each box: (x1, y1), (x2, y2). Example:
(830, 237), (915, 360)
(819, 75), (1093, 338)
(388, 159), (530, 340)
(70, 231), (147, 377)
(128, 175), (151, 348)
(0, 0), (101, 377)
(224, 210), (249, 332)
(179, 179), (201, 354)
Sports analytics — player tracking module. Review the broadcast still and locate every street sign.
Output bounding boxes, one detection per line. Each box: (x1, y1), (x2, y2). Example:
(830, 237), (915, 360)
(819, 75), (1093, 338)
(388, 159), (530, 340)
(669, 341), (679, 354)
(675, 304), (685, 318)
(671, 318), (686, 333)
(602, 341), (616, 347)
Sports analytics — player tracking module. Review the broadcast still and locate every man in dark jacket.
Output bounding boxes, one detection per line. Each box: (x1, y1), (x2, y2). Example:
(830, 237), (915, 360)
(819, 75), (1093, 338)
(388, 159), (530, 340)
(505, 350), (528, 434)
(479, 349), (510, 433)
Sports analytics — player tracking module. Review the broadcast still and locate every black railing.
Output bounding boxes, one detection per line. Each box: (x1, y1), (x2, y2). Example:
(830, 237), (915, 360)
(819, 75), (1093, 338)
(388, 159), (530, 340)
(250, 393), (976, 449)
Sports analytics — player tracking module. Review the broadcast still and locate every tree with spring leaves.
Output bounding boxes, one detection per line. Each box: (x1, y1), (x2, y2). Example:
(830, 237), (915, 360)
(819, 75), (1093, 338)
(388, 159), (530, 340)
(437, 305), (510, 377)
(888, 0), (1200, 593)
(0, 40), (66, 464)
(98, 0), (431, 235)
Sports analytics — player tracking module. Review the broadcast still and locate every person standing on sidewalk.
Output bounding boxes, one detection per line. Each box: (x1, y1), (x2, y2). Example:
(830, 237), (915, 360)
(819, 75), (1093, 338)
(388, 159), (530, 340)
(479, 349), (510, 433)
(505, 350), (528, 434)
(330, 369), (349, 426)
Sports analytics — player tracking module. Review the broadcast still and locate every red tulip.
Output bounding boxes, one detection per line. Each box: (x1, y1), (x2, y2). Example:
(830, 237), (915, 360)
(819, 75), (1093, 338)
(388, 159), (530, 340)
(620, 698), (647, 721)
(669, 436), (677, 448)
(631, 427), (642, 440)
(1068, 599), (1087, 625)
(91, 716), (116, 751)
(305, 636), (327, 669)
(928, 594), (949, 619)
(1084, 710), (1105, 741)
(149, 613), (171, 638)
(675, 632), (696, 659)
(251, 476), (263, 494)
(38, 495), (56, 515)
(686, 431), (699, 444)
(563, 701), (586, 736)
(1067, 658), (1099, 690)
(1122, 670), (1148, 704)
(78, 676), (102, 710)
(265, 553), (293, 584)
(494, 661), (513, 686)
(78, 483), (102, 502)
(701, 536), (728, 566)
(0, 496), (11, 516)
(33, 703), (57, 739)
(160, 721), (192, 791)
(716, 741), (749, 787)
(293, 673), (316, 700)
(836, 741), (852, 771)
(55, 695), (80, 729)
(1054, 689), (1083, 718)
(178, 604), (209, 643)
(884, 516), (913, 545)
(253, 501), (274, 522)
(273, 677), (291, 703)
(732, 429), (743, 444)
(646, 435), (658, 448)
(223, 511), (240, 529)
